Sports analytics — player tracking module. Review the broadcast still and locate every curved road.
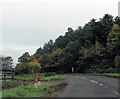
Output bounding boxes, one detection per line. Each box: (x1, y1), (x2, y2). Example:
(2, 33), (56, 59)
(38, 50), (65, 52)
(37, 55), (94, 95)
(58, 74), (119, 98)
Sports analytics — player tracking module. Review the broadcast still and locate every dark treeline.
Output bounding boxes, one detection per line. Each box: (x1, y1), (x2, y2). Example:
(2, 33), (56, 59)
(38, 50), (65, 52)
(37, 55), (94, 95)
(15, 14), (120, 74)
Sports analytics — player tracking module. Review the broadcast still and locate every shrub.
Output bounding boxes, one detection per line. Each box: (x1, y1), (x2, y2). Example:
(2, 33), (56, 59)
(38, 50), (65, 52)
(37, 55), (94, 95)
(28, 61), (42, 73)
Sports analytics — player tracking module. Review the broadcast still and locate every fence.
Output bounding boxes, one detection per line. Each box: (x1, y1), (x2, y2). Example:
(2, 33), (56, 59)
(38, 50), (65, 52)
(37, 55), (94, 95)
(0, 69), (15, 80)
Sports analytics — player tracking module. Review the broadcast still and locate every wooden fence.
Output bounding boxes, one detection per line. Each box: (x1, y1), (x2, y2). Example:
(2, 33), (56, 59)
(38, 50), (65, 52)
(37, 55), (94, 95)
(0, 69), (15, 80)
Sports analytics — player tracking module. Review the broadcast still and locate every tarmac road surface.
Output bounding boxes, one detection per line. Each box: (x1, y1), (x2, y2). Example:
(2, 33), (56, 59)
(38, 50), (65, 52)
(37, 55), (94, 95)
(58, 74), (119, 98)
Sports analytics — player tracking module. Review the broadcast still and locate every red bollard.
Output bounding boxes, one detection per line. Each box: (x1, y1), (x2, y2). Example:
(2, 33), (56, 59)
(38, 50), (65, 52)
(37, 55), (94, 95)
(38, 77), (40, 81)
(38, 77), (41, 86)
(34, 79), (38, 88)
(35, 79), (38, 83)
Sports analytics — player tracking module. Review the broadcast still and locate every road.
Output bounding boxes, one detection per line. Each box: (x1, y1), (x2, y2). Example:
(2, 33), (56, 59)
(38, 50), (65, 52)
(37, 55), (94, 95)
(58, 74), (119, 98)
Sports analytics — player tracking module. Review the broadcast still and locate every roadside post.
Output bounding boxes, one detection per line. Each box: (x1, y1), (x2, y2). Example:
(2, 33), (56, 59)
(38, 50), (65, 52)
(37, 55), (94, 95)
(38, 77), (41, 86)
(34, 79), (38, 88)
(72, 67), (74, 73)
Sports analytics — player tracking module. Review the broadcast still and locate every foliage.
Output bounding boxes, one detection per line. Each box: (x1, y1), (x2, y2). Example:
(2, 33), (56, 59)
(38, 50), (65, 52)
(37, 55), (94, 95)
(18, 52), (30, 63)
(1, 56), (13, 70)
(15, 63), (29, 74)
(28, 60), (42, 73)
(115, 55), (120, 68)
(17, 14), (120, 73)
(107, 24), (120, 55)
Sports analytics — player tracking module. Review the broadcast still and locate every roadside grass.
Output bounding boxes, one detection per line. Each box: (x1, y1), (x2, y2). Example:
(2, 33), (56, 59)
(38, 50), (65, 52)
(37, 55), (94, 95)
(87, 73), (120, 77)
(1, 83), (53, 98)
(13, 74), (66, 81)
(2, 81), (16, 89)
(41, 75), (66, 81)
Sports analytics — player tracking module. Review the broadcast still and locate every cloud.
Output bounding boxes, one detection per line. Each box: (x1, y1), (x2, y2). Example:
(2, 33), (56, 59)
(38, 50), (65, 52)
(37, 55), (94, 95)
(2, 43), (39, 64)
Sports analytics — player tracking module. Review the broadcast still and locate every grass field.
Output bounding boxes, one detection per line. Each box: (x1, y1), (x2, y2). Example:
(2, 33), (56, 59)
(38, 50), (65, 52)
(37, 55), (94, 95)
(1, 83), (53, 98)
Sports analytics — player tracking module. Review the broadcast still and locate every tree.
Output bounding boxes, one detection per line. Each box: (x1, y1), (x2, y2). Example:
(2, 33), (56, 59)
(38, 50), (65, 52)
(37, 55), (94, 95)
(115, 55), (120, 68)
(18, 52), (30, 63)
(106, 24), (120, 56)
(42, 40), (54, 54)
(36, 47), (43, 55)
(98, 14), (114, 45)
(41, 54), (51, 68)
(54, 35), (66, 49)
(114, 16), (120, 25)
(49, 48), (62, 67)
(67, 27), (73, 33)
(15, 63), (29, 74)
(28, 60), (42, 73)
(32, 14), (119, 73)
(1, 56), (13, 70)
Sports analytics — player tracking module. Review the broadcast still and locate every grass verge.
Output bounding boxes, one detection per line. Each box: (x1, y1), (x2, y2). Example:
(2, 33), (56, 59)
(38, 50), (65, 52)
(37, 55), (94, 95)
(87, 73), (120, 78)
(1, 83), (53, 98)
(1, 81), (16, 89)
(14, 74), (66, 81)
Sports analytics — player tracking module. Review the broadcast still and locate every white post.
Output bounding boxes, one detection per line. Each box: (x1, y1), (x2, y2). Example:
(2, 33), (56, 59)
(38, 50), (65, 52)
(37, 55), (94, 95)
(72, 67), (74, 73)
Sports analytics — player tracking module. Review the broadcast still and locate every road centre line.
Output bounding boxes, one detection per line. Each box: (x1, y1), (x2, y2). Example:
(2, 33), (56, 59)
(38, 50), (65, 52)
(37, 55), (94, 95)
(100, 84), (103, 86)
(81, 77), (110, 90)
(90, 80), (98, 83)
(81, 77), (87, 79)
(113, 91), (120, 96)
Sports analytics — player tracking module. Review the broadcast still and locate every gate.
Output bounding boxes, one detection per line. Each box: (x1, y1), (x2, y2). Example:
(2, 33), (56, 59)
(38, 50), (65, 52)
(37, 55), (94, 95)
(0, 69), (15, 80)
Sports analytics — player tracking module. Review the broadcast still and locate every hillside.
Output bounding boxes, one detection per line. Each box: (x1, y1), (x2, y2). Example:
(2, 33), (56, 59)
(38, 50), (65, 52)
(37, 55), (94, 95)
(15, 14), (120, 74)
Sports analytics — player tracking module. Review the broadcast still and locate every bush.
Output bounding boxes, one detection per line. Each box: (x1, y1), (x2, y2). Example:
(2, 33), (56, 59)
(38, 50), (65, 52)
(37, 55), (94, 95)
(28, 61), (42, 73)
(15, 62), (42, 75)
(15, 63), (29, 75)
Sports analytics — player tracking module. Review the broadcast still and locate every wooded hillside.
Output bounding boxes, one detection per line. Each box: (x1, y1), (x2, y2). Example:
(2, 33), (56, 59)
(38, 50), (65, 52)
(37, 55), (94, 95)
(15, 14), (120, 74)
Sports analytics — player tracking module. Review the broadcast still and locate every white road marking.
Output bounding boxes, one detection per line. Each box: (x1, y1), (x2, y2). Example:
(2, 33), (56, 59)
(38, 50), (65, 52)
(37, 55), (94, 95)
(113, 91), (120, 96)
(90, 80), (97, 83)
(100, 84), (103, 86)
(81, 77), (87, 79)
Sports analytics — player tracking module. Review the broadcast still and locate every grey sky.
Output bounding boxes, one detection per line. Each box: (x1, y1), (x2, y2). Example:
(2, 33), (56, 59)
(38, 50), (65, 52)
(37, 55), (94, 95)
(1, 0), (120, 65)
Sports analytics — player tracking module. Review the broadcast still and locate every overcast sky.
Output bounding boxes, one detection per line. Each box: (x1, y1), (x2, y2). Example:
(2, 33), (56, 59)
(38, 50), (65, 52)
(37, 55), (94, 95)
(0, 0), (120, 65)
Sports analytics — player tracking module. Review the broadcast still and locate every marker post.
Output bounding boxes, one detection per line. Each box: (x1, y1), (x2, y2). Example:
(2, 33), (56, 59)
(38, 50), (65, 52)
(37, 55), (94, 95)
(38, 77), (41, 86)
(34, 79), (38, 88)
